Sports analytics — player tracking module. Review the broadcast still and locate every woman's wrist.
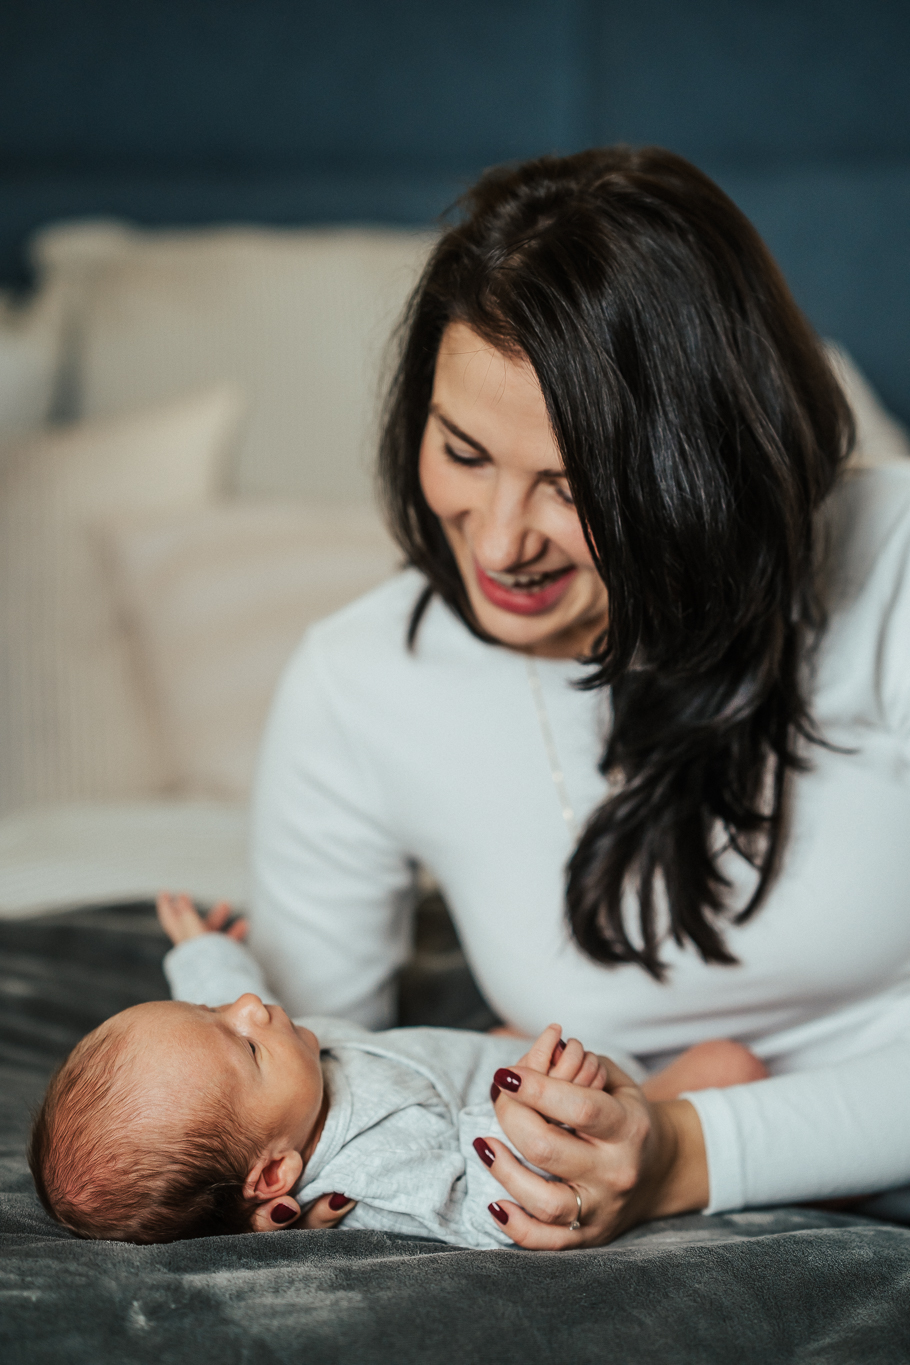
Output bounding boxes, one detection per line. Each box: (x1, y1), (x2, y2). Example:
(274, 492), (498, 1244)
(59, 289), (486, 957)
(647, 1099), (709, 1220)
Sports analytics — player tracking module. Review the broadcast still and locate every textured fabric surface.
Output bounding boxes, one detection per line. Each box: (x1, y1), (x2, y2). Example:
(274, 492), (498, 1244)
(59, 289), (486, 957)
(100, 501), (397, 797)
(0, 388), (242, 815)
(3, 905), (910, 1364)
(33, 221), (433, 500)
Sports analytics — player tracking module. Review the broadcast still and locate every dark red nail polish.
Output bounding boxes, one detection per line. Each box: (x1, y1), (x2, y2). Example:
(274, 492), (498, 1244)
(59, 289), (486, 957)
(551, 1039), (566, 1066)
(490, 1082), (501, 1103)
(328, 1192), (349, 1211)
(489, 1202), (508, 1225)
(473, 1137), (495, 1168)
(494, 1067), (521, 1092)
(271, 1203), (296, 1224)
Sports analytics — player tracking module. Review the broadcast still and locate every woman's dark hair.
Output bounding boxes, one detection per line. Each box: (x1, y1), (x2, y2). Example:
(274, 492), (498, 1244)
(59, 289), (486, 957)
(379, 146), (853, 980)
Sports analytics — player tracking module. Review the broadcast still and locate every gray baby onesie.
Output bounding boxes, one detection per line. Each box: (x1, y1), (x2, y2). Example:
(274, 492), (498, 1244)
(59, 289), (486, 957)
(164, 933), (641, 1249)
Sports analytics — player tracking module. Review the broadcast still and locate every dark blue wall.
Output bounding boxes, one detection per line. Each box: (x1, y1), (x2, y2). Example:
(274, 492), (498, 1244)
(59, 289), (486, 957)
(1, 1), (909, 417)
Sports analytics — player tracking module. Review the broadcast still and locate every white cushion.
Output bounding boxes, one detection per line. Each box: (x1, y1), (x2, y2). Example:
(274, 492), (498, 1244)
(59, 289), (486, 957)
(0, 387), (243, 815)
(825, 343), (910, 468)
(32, 221), (434, 501)
(0, 800), (248, 917)
(99, 500), (399, 798)
(0, 286), (63, 436)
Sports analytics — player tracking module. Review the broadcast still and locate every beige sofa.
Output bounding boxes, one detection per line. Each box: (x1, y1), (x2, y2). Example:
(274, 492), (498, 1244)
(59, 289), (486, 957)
(0, 220), (906, 916)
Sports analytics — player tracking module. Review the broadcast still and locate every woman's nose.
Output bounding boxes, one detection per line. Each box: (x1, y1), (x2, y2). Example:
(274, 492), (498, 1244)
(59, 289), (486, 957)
(472, 477), (545, 571)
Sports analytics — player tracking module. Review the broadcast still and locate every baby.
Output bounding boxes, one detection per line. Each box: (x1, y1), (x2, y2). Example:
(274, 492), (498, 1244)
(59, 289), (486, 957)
(28, 895), (768, 1247)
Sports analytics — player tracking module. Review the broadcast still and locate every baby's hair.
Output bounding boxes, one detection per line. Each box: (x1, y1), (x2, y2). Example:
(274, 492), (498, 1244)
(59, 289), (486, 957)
(28, 1018), (264, 1243)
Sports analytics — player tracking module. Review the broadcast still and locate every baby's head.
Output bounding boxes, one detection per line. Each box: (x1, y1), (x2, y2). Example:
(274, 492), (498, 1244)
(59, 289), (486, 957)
(28, 994), (325, 1243)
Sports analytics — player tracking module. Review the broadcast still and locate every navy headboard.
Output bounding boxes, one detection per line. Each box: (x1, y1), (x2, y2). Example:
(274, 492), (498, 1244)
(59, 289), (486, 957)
(1, 0), (908, 420)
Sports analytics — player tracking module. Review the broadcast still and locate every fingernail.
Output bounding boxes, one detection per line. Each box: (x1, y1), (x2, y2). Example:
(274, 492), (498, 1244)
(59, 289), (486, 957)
(489, 1202), (508, 1225)
(473, 1137), (495, 1168)
(271, 1203), (296, 1224)
(328, 1192), (349, 1211)
(493, 1068), (521, 1093)
(551, 1039), (566, 1066)
(490, 1083), (501, 1103)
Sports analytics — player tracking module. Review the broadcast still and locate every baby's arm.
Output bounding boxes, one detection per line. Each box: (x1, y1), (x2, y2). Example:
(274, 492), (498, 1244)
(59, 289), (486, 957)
(157, 892), (279, 1006)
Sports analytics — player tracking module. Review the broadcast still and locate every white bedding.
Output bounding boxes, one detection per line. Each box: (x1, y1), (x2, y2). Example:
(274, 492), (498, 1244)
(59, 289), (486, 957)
(0, 800), (247, 918)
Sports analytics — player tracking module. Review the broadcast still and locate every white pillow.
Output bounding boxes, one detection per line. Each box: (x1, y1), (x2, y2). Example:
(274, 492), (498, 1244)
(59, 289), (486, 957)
(0, 286), (63, 435)
(825, 342), (910, 468)
(0, 387), (243, 816)
(32, 221), (434, 501)
(99, 500), (399, 798)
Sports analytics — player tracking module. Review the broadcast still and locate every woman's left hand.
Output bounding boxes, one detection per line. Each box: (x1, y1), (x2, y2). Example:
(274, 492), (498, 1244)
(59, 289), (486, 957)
(484, 1056), (708, 1247)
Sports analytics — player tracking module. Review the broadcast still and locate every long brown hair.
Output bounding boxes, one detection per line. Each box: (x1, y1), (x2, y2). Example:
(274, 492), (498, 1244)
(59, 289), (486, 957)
(380, 146), (852, 979)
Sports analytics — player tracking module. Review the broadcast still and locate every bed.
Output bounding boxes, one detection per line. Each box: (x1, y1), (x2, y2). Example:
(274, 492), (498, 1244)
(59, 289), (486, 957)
(4, 901), (910, 1365)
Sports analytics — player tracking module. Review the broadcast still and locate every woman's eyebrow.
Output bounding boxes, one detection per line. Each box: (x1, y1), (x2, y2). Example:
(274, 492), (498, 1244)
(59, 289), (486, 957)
(430, 405), (489, 456)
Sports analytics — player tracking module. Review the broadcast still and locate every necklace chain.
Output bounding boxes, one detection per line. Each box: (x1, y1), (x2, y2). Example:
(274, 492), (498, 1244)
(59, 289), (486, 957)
(525, 656), (579, 841)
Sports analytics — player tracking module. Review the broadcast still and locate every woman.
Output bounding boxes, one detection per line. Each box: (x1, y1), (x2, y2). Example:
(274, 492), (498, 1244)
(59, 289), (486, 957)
(248, 146), (910, 1246)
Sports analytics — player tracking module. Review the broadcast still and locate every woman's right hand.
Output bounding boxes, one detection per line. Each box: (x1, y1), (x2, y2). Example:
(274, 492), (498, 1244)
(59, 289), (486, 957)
(483, 1053), (708, 1248)
(156, 890), (249, 945)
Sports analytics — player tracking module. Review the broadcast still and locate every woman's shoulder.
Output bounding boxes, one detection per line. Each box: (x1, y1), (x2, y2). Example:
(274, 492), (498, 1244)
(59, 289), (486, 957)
(823, 465), (910, 612)
(300, 567), (484, 674)
(815, 465), (910, 725)
(306, 567), (430, 655)
(271, 568), (491, 722)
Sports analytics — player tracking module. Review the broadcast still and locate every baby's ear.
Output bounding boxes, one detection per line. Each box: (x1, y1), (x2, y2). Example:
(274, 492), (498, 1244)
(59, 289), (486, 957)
(244, 1149), (303, 1204)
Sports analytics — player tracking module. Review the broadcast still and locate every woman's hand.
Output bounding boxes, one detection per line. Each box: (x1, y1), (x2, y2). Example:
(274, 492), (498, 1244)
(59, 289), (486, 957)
(252, 1191), (357, 1232)
(156, 890), (249, 946)
(483, 1041), (708, 1248)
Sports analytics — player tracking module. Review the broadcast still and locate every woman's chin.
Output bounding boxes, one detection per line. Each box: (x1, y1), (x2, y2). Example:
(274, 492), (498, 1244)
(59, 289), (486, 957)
(469, 594), (590, 657)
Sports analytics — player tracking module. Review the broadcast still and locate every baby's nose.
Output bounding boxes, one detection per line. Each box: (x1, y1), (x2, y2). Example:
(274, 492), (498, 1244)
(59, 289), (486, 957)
(230, 992), (270, 1022)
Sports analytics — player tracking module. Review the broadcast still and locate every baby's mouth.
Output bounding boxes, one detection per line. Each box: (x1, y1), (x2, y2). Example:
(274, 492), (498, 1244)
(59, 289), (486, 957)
(482, 566), (573, 593)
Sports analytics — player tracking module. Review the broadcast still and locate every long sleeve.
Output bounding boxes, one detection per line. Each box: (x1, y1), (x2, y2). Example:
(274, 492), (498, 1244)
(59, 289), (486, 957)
(163, 933), (278, 1006)
(248, 602), (417, 1028)
(685, 1038), (910, 1211)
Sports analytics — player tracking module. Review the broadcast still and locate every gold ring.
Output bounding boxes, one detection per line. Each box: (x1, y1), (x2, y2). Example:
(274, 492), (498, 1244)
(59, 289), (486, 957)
(568, 1187), (582, 1231)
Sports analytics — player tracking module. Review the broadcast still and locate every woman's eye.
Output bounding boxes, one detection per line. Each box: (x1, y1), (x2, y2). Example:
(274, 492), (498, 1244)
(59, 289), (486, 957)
(552, 481), (575, 506)
(248, 1040), (257, 1058)
(443, 442), (486, 468)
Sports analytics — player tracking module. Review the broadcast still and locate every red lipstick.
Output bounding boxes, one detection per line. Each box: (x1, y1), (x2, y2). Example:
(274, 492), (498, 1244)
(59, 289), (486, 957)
(474, 560), (577, 616)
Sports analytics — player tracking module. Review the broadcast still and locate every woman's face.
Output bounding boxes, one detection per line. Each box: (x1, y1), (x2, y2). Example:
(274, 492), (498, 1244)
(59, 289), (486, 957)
(419, 322), (609, 658)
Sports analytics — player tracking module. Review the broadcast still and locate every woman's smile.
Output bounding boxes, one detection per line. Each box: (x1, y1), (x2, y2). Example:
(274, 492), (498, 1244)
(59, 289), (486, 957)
(475, 560), (579, 615)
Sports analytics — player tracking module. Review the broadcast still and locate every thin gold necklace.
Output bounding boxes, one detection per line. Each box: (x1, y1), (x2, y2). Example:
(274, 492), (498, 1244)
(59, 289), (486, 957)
(525, 656), (579, 841)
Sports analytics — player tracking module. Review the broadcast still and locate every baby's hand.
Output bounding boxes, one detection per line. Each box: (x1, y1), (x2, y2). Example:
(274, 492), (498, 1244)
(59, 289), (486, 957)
(515, 1022), (609, 1090)
(156, 891), (249, 946)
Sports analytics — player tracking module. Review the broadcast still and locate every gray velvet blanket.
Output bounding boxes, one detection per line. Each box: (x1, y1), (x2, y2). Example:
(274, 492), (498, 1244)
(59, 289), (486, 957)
(2, 903), (910, 1364)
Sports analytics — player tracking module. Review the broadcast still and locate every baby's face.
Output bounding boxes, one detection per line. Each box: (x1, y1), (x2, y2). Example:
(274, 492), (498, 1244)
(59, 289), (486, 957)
(110, 995), (325, 1159)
